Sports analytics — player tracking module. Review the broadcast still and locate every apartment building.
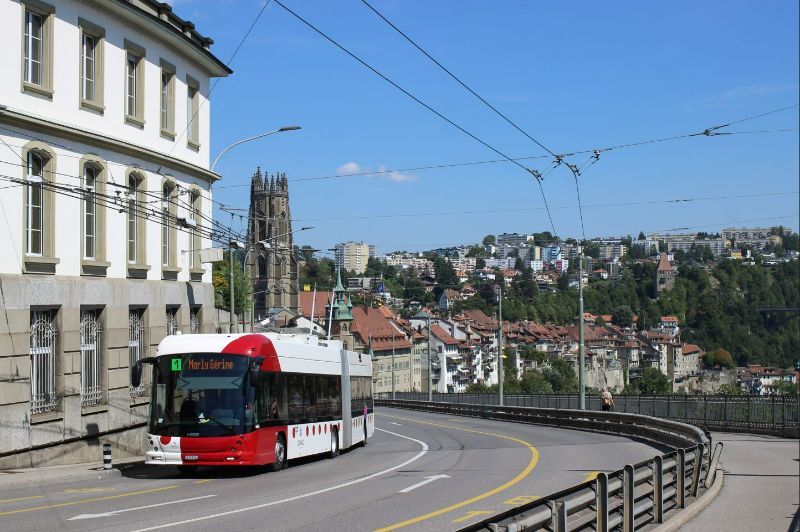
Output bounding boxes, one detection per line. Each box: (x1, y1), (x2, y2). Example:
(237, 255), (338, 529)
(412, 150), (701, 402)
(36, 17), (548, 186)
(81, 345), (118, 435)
(335, 241), (375, 274)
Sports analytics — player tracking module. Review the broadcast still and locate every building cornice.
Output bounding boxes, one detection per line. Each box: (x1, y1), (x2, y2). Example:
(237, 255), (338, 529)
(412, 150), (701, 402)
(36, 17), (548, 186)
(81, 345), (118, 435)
(0, 107), (222, 183)
(84, 0), (232, 78)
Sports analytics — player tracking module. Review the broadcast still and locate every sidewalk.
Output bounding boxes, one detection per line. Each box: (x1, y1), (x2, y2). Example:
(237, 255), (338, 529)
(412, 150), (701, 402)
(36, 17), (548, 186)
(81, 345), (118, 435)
(683, 432), (799, 532)
(0, 456), (143, 491)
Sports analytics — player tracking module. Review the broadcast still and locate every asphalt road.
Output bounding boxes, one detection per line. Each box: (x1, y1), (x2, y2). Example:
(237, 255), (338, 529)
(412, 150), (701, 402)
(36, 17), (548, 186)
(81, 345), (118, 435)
(0, 407), (665, 531)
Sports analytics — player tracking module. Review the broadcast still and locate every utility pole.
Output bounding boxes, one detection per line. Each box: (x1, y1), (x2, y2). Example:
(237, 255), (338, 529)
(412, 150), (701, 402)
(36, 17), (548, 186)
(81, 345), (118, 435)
(498, 285), (504, 406)
(427, 315), (433, 401)
(391, 333), (396, 400)
(578, 254), (586, 410)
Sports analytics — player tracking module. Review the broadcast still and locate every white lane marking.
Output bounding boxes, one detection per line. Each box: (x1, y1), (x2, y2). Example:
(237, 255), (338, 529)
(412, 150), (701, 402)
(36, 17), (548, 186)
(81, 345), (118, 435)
(68, 495), (216, 520)
(399, 474), (450, 493)
(130, 427), (428, 531)
(389, 422), (401, 426)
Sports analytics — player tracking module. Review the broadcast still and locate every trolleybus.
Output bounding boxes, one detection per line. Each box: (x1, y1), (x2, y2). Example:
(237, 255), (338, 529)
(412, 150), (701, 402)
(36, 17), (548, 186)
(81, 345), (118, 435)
(131, 332), (373, 472)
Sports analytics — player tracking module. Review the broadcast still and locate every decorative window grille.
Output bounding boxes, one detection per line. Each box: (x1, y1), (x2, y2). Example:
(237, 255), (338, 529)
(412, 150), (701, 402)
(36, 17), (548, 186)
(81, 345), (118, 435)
(129, 309), (145, 396)
(166, 307), (179, 336)
(30, 310), (57, 414)
(190, 307), (200, 334)
(79, 309), (102, 406)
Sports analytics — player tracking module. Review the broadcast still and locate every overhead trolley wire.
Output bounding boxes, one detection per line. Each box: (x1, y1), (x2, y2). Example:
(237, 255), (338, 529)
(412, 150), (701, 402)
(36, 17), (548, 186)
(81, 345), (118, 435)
(272, 0), (561, 237)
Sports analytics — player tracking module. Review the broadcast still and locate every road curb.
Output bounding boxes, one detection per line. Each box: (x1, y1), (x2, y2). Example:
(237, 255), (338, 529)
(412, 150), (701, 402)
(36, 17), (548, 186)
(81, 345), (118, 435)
(653, 469), (724, 532)
(0, 459), (145, 491)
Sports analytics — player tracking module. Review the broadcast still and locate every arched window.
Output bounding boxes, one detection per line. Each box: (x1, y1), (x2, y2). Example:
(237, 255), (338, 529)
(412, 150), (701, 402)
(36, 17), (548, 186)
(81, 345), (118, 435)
(161, 181), (174, 266)
(127, 172), (145, 265)
(83, 164), (98, 260)
(25, 151), (45, 256)
(257, 256), (267, 278)
(189, 189), (201, 270)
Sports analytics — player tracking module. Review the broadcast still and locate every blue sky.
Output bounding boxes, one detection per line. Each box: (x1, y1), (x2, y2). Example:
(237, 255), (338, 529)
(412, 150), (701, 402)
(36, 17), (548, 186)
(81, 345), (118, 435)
(178, 0), (799, 253)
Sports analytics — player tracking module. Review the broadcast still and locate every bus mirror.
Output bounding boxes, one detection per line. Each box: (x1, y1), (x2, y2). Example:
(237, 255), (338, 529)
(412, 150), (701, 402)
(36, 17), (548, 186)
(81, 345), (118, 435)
(249, 356), (265, 386)
(131, 357), (157, 388)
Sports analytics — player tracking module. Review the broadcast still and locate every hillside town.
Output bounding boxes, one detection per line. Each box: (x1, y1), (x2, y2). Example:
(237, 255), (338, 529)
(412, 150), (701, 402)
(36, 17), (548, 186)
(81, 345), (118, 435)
(287, 228), (799, 396)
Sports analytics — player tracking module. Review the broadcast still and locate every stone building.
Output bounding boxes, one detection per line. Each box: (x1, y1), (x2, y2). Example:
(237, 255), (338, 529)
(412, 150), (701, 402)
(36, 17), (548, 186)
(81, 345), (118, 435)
(654, 252), (676, 296)
(246, 170), (299, 319)
(0, 0), (229, 466)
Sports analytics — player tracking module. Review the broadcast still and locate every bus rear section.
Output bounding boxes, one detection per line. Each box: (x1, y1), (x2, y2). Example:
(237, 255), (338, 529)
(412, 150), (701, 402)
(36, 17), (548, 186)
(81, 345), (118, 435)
(135, 332), (372, 470)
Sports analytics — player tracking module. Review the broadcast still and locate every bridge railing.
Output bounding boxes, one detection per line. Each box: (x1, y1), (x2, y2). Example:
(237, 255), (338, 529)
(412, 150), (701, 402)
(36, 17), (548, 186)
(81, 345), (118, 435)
(376, 392), (799, 437)
(376, 398), (722, 532)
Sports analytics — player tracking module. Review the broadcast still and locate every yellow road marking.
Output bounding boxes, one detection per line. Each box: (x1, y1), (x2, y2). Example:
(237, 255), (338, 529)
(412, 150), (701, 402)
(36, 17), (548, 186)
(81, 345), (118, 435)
(583, 471), (601, 483)
(192, 479), (212, 484)
(0, 485), (178, 517)
(64, 487), (112, 494)
(0, 496), (44, 505)
(375, 414), (539, 531)
(504, 495), (539, 505)
(452, 510), (493, 523)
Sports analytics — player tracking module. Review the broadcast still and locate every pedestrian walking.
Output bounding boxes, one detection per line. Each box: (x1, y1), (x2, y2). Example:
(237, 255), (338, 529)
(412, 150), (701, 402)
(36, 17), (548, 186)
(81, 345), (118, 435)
(600, 387), (614, 412)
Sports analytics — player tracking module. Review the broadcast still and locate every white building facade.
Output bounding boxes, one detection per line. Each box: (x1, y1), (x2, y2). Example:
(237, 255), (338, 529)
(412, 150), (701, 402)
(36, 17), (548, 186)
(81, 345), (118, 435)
(0, 0), (229, 466)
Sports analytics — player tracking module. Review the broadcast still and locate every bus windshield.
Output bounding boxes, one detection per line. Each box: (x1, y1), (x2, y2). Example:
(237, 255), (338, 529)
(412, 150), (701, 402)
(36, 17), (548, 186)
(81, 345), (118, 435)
(149, 353), (254, 437)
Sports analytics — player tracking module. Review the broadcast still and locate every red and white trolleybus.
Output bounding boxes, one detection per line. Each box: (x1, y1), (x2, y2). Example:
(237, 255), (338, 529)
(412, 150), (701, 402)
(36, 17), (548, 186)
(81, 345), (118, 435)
(131, 332), (373, 472)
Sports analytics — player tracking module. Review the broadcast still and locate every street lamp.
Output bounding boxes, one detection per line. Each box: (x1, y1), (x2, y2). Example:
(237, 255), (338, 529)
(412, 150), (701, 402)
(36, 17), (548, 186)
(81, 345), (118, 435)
(211, 126), (301, 172)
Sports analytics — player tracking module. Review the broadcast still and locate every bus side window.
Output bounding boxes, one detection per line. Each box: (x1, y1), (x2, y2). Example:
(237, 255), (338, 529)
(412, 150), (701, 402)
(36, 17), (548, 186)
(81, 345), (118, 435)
(275, 373), (287, 420)
(305, 375), (317, 421)
(288, 374), (304, 421)
(315, 376), (329, 419)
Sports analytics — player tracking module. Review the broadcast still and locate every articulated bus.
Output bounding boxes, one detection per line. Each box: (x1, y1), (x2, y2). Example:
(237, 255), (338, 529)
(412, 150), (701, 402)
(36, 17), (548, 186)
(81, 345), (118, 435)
(131, 332), (373, 472)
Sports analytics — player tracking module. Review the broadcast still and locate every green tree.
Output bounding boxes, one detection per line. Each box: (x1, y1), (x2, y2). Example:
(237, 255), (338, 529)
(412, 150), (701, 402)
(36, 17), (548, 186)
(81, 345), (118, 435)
(716, 384), (746, 396)
(466, 245), (490, 258)
(482, 234), (496, 246)
(612, 306), (634, 328)
(520, 370), (553, 393)
(704, 348), (736, 369)
(465, 382), (490, 393)
(636, 367), (671, 394)
(771, 380), (798, 395)
(212, 250), (252, 315)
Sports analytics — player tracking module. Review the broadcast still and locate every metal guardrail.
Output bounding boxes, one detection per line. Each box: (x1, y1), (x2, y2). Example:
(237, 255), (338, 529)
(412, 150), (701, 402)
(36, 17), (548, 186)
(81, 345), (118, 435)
(377, 399), (720, 531)
(378, 392), (800, 437)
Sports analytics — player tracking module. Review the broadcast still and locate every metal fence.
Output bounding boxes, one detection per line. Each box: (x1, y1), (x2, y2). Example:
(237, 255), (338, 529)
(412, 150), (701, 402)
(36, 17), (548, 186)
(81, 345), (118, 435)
(378, 399), (720, 532)
(377, 392), (800, 437)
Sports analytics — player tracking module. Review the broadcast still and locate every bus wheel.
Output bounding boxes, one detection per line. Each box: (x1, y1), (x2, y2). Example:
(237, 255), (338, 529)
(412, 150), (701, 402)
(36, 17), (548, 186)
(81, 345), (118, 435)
(329, 429), (339, 459)
(270, 434), (287, 472)
(176, 465), (198, 475)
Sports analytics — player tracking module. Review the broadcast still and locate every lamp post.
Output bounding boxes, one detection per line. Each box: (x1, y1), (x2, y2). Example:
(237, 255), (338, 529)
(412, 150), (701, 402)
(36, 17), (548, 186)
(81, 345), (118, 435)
(210, 126), (301, 173)
(214, 125), (300, 333)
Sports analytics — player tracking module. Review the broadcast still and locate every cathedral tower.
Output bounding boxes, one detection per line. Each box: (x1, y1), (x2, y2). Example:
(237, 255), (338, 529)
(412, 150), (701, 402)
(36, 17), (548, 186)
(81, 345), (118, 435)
(247, 169), (299, 319)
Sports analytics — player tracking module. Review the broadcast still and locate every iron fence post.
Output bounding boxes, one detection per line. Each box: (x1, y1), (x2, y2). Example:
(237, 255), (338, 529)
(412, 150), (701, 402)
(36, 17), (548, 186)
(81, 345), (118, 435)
(723, 395), (728, 428)
(596, 473), (609, 532)
(550, 500), (567, 532)
(623, 464), (635, 532)
(781, 395), (786, 434)
(771, 394), (776, 428)
(747, 394), (751, 431)
(690, 443), (703, 497)
(667, 393), (671, 419)
(704, 394), (708, 426)
(653, 455), (664, 523)
(677, 449), (686, 508)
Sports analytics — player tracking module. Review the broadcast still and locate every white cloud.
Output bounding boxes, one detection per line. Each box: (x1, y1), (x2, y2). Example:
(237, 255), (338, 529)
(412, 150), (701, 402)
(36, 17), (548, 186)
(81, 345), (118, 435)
(334, 162), (419, 183)
(697, 85), (798, 108)
(336, 162), (363, 175)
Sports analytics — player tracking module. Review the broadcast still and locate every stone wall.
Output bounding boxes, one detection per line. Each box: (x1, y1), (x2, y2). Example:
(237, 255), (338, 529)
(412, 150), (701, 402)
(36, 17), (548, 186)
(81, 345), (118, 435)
(0, 273), (217, 463)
